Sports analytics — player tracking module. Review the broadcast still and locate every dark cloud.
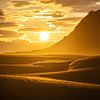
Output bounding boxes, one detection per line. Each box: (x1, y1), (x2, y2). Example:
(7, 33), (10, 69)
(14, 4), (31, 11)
(40, 0), (100, 12)
(55, 0), (98, 6)
(40, 0), (54, 4)
(40, 0), (97, 6)
(0, 16), (5, 20)
(0, 30), (19, 37)
(0, 22), (17, 28)
(0, 9), (4, 16)
(0, 9), (5, 20)
(55, 0), (100, 12)
(11, 1), (31, 7)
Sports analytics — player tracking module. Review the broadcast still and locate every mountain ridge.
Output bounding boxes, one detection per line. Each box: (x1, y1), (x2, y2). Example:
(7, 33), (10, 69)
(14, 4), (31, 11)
(37, 10), (100, 55)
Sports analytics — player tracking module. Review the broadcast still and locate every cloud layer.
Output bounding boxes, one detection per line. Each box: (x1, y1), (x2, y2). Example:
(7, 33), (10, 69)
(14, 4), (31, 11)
(11, 1), (31, 7)
(0, 30), (19, 37)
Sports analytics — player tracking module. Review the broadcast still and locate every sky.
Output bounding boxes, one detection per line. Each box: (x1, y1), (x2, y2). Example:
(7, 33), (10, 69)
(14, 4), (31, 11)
(0, 0), (100, 53)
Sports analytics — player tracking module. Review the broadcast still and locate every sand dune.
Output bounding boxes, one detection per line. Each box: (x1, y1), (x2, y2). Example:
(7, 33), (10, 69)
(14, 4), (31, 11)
(0, 55), (72, 75)
(0, 74), (100, 89)
(0, 74), (100, 100)
(0, 55), (100, 100)
(68, 56), (100, 70)
(30, 56), (100, 84)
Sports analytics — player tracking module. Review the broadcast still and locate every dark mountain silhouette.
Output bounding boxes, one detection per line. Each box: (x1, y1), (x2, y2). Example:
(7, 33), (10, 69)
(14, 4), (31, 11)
(38, 10), (100, 55)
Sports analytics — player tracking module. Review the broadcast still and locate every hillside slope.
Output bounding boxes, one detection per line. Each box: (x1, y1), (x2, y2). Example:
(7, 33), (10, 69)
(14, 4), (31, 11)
(39, 10), (100, 55)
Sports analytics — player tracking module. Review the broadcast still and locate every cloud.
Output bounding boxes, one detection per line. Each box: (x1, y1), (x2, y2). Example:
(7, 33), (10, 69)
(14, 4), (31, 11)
(72, 4), (100, 12)
(0, 39), (54, 53)
(0, 22), (17, 28)
(41, 11), (64, 18)
(23, 18), (49, 28)
(0, 39), (32, 53)
(40, 0), (54, 3)
(0, 9), (5, 21)
(11, 1), (31, 7)
(0, 30), (19, 37)
(55, 0), (100, 12)
(55, 0), (97, 6)
(0, 9), (4, 16)
(19, 27), (52, 32)
(57, 17), (82, 21)
(0, 16), (5, 21)
(49, 20), (74, 27)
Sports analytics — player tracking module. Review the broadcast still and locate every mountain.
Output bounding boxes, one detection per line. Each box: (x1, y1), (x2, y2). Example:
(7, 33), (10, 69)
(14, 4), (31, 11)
(38, 10), (100, 55)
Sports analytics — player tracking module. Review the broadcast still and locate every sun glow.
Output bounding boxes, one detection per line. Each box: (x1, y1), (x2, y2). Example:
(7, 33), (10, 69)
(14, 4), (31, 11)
(40, 32), (49, 41)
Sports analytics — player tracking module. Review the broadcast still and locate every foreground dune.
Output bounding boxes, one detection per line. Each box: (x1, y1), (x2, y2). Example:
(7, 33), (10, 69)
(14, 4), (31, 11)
(0, 74), (100, 89)
(0, 74), (100, 100)
(0, 55), (100, 100)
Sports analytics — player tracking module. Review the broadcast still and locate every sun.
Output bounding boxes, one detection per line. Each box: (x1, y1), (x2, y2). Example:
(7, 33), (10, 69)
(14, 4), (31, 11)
(40, 32), (49, 41)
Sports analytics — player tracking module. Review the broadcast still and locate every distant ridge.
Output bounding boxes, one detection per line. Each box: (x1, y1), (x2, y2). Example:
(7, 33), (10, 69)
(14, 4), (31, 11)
(38, 10), (100, 55)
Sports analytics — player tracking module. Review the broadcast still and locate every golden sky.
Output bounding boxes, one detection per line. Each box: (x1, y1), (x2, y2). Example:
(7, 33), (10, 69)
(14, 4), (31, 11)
(0, 0), (100, 52)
